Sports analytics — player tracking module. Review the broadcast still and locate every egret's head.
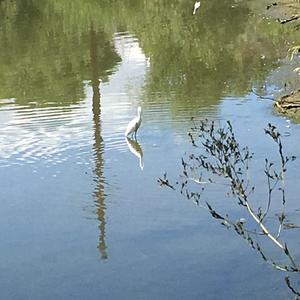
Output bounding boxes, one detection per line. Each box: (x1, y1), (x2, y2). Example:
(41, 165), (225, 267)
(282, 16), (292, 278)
(137, 106), (142, 115)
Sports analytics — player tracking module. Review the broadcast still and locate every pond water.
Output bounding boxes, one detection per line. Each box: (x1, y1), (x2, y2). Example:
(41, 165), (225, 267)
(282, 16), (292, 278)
(1, 1), (300, 299)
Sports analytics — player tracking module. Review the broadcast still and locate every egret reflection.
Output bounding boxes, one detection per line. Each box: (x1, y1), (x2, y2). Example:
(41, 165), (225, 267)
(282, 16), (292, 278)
(126, 137), (144, 170)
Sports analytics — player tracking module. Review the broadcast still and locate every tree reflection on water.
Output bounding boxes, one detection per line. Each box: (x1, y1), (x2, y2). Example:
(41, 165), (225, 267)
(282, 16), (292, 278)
(90, 25), (109, 260)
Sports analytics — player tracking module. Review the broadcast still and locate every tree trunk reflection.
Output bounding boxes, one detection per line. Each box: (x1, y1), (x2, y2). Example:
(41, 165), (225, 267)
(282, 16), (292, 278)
(90, 24), (108, 260)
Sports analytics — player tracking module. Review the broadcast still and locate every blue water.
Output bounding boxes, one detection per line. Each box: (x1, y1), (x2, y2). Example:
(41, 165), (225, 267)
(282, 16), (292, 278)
(1, 5), (300, 299)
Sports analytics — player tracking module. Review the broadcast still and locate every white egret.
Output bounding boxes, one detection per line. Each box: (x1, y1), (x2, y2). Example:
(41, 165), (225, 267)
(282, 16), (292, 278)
(193, 1), (201, 15)
(125, 106), (142, 139)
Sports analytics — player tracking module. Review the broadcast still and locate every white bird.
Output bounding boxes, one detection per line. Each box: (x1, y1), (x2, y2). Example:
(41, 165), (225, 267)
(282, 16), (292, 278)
(125, 106), (142, 139)
(193, 1), (201, 15)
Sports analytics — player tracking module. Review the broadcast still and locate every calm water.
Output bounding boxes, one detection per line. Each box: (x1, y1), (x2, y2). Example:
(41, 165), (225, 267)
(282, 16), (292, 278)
(1, 1), (300, 299)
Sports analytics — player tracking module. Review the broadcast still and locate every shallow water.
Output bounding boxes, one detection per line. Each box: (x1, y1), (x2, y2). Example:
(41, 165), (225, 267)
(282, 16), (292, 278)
(1, 1), (300, 299)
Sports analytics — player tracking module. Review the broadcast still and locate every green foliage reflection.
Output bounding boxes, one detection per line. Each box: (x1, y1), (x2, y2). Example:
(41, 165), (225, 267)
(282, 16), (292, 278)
(0, 0), (299, 111)
(0, 0), (120, 106)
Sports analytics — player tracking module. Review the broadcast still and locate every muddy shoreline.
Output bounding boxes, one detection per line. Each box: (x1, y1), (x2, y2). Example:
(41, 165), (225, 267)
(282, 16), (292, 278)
(265, 0), (300, 24)
(265, 1), (300, 119)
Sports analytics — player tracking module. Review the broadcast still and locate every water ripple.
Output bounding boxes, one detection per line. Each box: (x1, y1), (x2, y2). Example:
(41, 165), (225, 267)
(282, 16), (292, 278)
(0, 99), (92, 168)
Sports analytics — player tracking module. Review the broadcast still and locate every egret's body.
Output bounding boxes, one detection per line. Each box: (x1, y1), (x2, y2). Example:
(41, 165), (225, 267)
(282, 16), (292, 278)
(125, 106), (142, 139)
(193, 1), (201, 14)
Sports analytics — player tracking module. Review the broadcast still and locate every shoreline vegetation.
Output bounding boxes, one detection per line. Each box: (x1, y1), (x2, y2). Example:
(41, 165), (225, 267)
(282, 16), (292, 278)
(266, 1), (300, 119)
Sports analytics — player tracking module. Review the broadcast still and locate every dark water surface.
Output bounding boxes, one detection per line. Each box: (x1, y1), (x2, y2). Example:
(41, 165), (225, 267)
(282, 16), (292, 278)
(1, 1), (300, 299)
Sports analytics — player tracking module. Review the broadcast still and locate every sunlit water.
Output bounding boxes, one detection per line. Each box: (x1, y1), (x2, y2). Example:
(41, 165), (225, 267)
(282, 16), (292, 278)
(1, 2), (300, 299)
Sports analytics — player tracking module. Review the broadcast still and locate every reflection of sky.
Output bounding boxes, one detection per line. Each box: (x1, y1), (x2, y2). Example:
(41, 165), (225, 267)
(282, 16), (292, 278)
(0, 100), (92, 166)
(218, 94), (300, 211)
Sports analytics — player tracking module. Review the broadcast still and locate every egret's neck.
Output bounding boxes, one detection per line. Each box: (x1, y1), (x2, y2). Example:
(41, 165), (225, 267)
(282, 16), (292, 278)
(137, 109), (142, 119)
